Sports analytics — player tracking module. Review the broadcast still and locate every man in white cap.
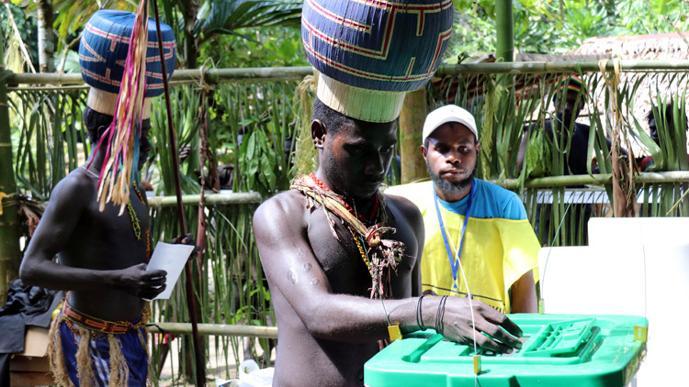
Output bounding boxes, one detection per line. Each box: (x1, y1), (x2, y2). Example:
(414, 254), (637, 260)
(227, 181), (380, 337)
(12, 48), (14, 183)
(390, 104), (540, 314)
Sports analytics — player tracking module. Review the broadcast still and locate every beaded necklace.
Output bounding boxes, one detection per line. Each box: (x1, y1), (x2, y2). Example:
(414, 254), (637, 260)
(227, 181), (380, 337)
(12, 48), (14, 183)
(300, 174), (404, 342)
(82, 166), (151, 259)
(128, 185), (152, 259)
(309, 173), (381, 271)
(309, 173), (381, 225)
(294, 174), (403, 299)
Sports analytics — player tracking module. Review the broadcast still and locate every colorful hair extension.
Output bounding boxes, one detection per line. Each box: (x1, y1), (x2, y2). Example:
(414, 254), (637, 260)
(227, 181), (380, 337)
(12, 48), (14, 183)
(93, 0), (149, 213)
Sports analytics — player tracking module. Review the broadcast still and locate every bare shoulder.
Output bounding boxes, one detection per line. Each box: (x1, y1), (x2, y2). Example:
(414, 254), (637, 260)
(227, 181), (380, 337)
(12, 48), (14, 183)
(384, 193), (422, 229)
(56, 168), (95, 194)
(253, 190), (306, 233)
(47, 168), (96, 209)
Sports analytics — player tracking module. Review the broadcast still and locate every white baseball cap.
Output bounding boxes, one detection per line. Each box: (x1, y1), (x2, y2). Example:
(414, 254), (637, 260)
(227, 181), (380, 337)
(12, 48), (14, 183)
(421, 104), (478, 144)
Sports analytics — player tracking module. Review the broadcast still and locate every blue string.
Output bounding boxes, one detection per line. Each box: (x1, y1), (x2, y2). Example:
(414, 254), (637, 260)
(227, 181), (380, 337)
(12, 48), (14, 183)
(433, 180), (476, 290)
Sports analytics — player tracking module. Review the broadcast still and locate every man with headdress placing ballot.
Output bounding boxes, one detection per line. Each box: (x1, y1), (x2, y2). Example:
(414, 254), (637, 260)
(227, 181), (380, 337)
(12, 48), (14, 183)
(253, 1), (524, 386)
(19, 5), (176, 386)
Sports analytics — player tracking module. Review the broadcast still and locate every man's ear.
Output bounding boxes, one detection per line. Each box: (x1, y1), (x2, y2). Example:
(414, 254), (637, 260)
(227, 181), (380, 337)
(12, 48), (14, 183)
(311, 119), (326, 149)
(420, 144), (428, 159)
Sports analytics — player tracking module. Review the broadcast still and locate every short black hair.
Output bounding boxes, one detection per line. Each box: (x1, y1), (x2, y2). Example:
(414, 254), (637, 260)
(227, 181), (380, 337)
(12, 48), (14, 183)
(648, 102), (687, 144)
(312, 97), (353, 134)
(83, 107), (151, 144)
(648, 102), (683, 125)
(83, 107), (113, 144)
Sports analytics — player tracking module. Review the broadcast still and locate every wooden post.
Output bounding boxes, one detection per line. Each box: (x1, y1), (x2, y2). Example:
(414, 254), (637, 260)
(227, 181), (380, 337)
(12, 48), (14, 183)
(0, 68), (21, 299)
(399, 89), (428, 183)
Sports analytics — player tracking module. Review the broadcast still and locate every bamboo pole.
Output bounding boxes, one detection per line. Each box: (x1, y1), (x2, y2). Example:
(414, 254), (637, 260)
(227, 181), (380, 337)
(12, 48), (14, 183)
(151, 0), (205, 384)
(631, 171), (689, 184)
(147, 323), (278, 339)
(146, 192), (262, 207)
(399, 89), (428, 183)
(8, 67), (313, 86)
(0, 69), (21, 299)
(8, 60), (689, 87)
(9, 85), (88, 92)
(495, 0), (514, 62)
(493, 171), (689, 190)
(24, 172), (689, 210)
(494, 174), (613, 190)
(435, 60), (689, 74)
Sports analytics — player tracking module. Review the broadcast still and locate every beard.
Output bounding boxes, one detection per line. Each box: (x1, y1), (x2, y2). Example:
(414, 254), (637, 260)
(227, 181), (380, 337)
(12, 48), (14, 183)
(427, 164), (475, 199)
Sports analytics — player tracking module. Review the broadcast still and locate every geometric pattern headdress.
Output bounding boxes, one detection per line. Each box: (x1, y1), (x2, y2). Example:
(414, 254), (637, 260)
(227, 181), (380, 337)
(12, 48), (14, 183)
(80, 4), (176, 212)
(80, 9), (176, 119)
(301, 0), (454, 123)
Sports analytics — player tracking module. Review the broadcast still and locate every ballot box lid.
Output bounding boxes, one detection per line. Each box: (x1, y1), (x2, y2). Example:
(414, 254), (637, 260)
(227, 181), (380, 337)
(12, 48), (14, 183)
(364, 314), (647, 387)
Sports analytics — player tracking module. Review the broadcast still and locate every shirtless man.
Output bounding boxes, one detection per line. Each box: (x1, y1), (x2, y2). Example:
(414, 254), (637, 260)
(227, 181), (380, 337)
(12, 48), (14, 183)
(253, 99), (523, 387)
(19, 9), (177, 384)
(20, 107), (165, 385)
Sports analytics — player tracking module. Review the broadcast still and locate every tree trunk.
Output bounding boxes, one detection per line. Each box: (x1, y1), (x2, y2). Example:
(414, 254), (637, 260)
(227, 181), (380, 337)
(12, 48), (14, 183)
(183, 0), (199, 68)
(36, 0), (55, 73)
(399, 89), (428, 183)
(184, 30), (198, 69)
(0, 67), (21, 300)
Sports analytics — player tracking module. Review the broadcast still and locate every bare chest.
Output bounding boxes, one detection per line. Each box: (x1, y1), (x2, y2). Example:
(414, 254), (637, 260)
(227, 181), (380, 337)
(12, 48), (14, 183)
(64, 191), (150, 270)
(305, 204), (418, 298)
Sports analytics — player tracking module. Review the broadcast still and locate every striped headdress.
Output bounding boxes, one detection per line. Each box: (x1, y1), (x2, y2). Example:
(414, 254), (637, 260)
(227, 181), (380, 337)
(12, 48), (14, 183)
(302, 0), (454, 123)
(79, 4), (176, 212)
(79, 9), (176, 118)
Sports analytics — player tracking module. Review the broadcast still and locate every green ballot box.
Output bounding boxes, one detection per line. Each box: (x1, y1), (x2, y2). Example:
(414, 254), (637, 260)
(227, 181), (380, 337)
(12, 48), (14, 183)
(365, 314), (647, 387)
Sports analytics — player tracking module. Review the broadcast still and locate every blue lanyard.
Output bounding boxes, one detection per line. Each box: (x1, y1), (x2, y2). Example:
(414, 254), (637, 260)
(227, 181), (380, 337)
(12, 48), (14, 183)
(433, 181), (475, 289)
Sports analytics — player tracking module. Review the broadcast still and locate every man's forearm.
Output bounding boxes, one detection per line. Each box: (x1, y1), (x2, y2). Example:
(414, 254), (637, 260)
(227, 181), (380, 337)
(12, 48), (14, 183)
(20, 259), (122, 291)
(301, 294), (441, 343)
(510, 271), (537, 313)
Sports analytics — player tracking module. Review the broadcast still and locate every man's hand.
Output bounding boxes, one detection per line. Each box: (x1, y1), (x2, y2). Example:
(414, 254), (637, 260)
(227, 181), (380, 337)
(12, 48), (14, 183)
(174, 233), (201, 258)
(441, 297), (523, 354)
(115, 263), (167, 300)
(174, 233), (195, 245)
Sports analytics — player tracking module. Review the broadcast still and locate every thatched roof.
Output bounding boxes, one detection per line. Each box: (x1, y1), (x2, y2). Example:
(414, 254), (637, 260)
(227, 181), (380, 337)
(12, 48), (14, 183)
(567, 33), (689, 156)
(434, 35), (689, 156)
(516, 53), (606, 62)
(571, 32), (689, 59)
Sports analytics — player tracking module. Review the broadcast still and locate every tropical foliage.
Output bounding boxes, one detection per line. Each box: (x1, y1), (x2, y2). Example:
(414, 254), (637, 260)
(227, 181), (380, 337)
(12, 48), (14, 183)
(432, 68), (689, 245)
(2, 0), (302, 70)
(3, 0), (689, 384)
(449, 0), (689, 60)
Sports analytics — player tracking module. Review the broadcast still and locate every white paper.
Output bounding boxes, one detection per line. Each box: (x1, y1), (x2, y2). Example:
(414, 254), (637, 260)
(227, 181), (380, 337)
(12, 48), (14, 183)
(145, 242), (195, 300)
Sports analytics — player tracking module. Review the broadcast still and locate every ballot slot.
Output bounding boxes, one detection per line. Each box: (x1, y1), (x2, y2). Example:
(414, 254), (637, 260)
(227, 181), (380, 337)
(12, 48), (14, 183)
(401, 317), (602, 364)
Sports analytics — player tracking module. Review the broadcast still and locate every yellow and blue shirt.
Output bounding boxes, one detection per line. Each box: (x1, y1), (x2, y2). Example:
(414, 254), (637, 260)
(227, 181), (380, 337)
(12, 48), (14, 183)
(387, 179), (540, 313)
